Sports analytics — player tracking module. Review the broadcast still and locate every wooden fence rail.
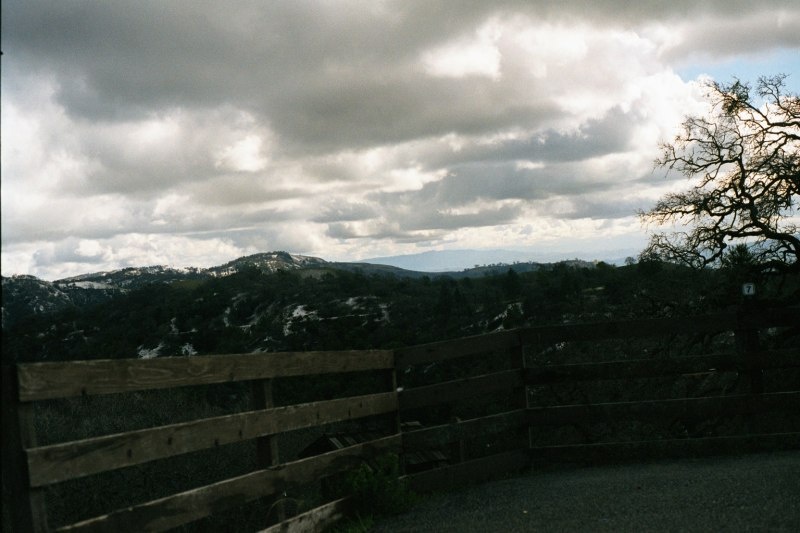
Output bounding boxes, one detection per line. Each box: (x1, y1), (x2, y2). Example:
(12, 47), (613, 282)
(3, 350), (398, 532)
(393, 305), (799, 490)
(3, 307), (799, 531)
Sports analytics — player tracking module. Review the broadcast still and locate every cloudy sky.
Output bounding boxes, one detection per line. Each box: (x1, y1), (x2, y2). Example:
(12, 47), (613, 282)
(2, 1), (799, 279)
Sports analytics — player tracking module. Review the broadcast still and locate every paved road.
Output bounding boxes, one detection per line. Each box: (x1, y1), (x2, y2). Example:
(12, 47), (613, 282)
(373, 451), (800, 532)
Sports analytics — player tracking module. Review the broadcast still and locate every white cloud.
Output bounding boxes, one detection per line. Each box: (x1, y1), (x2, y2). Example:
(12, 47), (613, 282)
(215, 134), (269, 172)
(2, 1), (798, 279)
(422, 18), (503, 79)
(75, 240), (111, 261)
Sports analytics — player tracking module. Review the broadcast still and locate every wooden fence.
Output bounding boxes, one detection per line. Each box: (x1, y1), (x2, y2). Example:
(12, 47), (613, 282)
(3, 307), (799, 531)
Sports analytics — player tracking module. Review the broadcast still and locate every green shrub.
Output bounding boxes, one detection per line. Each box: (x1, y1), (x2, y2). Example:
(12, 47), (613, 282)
(329, 453), (416, 520)
(328, 513), (374, 533)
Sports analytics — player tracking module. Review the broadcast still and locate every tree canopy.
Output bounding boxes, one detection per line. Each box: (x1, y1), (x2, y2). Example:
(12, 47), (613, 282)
(641, 74), (799, 273)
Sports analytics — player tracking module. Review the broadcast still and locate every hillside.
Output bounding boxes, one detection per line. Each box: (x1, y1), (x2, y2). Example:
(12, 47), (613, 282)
(5, 248), (798, 365)
(8, 250), (795, 365)
(2, 251), (546, 330)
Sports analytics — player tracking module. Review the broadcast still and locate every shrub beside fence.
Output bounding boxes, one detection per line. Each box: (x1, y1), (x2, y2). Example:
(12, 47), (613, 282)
(3, 307), (799, 531)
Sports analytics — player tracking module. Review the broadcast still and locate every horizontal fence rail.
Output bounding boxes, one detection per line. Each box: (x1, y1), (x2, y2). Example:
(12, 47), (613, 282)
(3, 306), (798, 531)
(527, 392), (800, 426)
(526, 349), (799, 383)
(394, 329), (521, 368)
(517, 308), (799, 345)
(58, 435), (402, 533)
(403, 410), (527, 452)
(3, 349), (400, 532)
(398, 369), (524, 410)
(17, 350), (395, 401)
(27, 392), (399, 487)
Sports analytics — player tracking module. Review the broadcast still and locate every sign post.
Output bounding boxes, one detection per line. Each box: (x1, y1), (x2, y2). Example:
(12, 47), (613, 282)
(741, 282), (756, 297)
(737, 282), (762, 393)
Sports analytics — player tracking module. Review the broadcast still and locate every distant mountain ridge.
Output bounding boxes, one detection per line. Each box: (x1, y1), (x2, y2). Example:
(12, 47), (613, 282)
(1, 250), (589, 329)
(360, 248), (637, 271)
(56, 251), (323, 287)
(1, 252), (317, 329)
(0, 252), (400, 329)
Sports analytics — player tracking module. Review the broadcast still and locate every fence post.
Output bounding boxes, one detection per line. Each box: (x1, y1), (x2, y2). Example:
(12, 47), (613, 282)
(510, 335), (531, 455)
(2, 365), (49, 532)
(252, 378), (285, 523)
(393, 352), (411, 477)
(387, 353), (403, 455)
(736, 297), (763, 394)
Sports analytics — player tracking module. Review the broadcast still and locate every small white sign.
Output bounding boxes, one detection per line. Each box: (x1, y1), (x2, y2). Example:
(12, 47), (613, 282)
(742, 283), (756, 296)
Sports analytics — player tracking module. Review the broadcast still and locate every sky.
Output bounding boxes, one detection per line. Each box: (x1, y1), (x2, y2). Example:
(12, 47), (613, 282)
(2, 1), (799, 280)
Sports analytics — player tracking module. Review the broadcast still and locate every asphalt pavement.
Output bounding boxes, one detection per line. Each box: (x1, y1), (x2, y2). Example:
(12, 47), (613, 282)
(372, 451), (800, 532)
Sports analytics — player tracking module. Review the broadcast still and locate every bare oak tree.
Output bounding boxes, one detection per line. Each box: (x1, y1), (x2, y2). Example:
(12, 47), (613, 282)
(641, 75), (799, 273)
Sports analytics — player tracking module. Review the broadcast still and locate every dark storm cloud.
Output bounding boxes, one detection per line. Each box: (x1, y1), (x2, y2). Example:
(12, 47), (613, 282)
(8, 0), (791, 152)
(4, 1), (496, 149)
(417, 105), (638, 172)
(374, 160), (613, 212)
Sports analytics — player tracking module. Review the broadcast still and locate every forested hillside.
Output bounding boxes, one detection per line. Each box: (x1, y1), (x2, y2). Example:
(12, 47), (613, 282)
(5, 257), (797, 364)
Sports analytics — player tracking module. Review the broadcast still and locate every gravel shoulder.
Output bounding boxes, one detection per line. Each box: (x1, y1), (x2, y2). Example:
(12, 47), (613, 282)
(372, 451), (800, 532)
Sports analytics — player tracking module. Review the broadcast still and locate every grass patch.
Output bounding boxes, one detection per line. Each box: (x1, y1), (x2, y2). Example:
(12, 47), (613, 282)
(324, 453), (417, 531)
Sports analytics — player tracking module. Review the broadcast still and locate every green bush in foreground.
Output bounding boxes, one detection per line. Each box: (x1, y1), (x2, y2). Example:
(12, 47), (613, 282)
(326, 453), (416, 531)
(329, 513), (374, 533)
(348, 454), (416, 516)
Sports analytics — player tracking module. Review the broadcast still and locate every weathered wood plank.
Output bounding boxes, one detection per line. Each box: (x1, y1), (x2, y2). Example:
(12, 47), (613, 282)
(395, 330), (520, 368)
(56, 434), (402, 533)
(527, 353), (735, 384)
(527, 391), (800, 427)
(529, 432), (800, 464)
(28, 392), (398, 487)
(2, 366), (49, 532)
(399, 369), (523, 411)
(258, 497), (350, 533)
(17, 350), (394, 401)
(527, 349), (799, 384)
(387, 367), (402, 436)
(518, 313), (737, 345)
(252, 379), (281, 469)
(405, 449), (529, 493)
(395, 309), (798, 369)
(403, 410), (527, 450)
(252, 378), (284, 524)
